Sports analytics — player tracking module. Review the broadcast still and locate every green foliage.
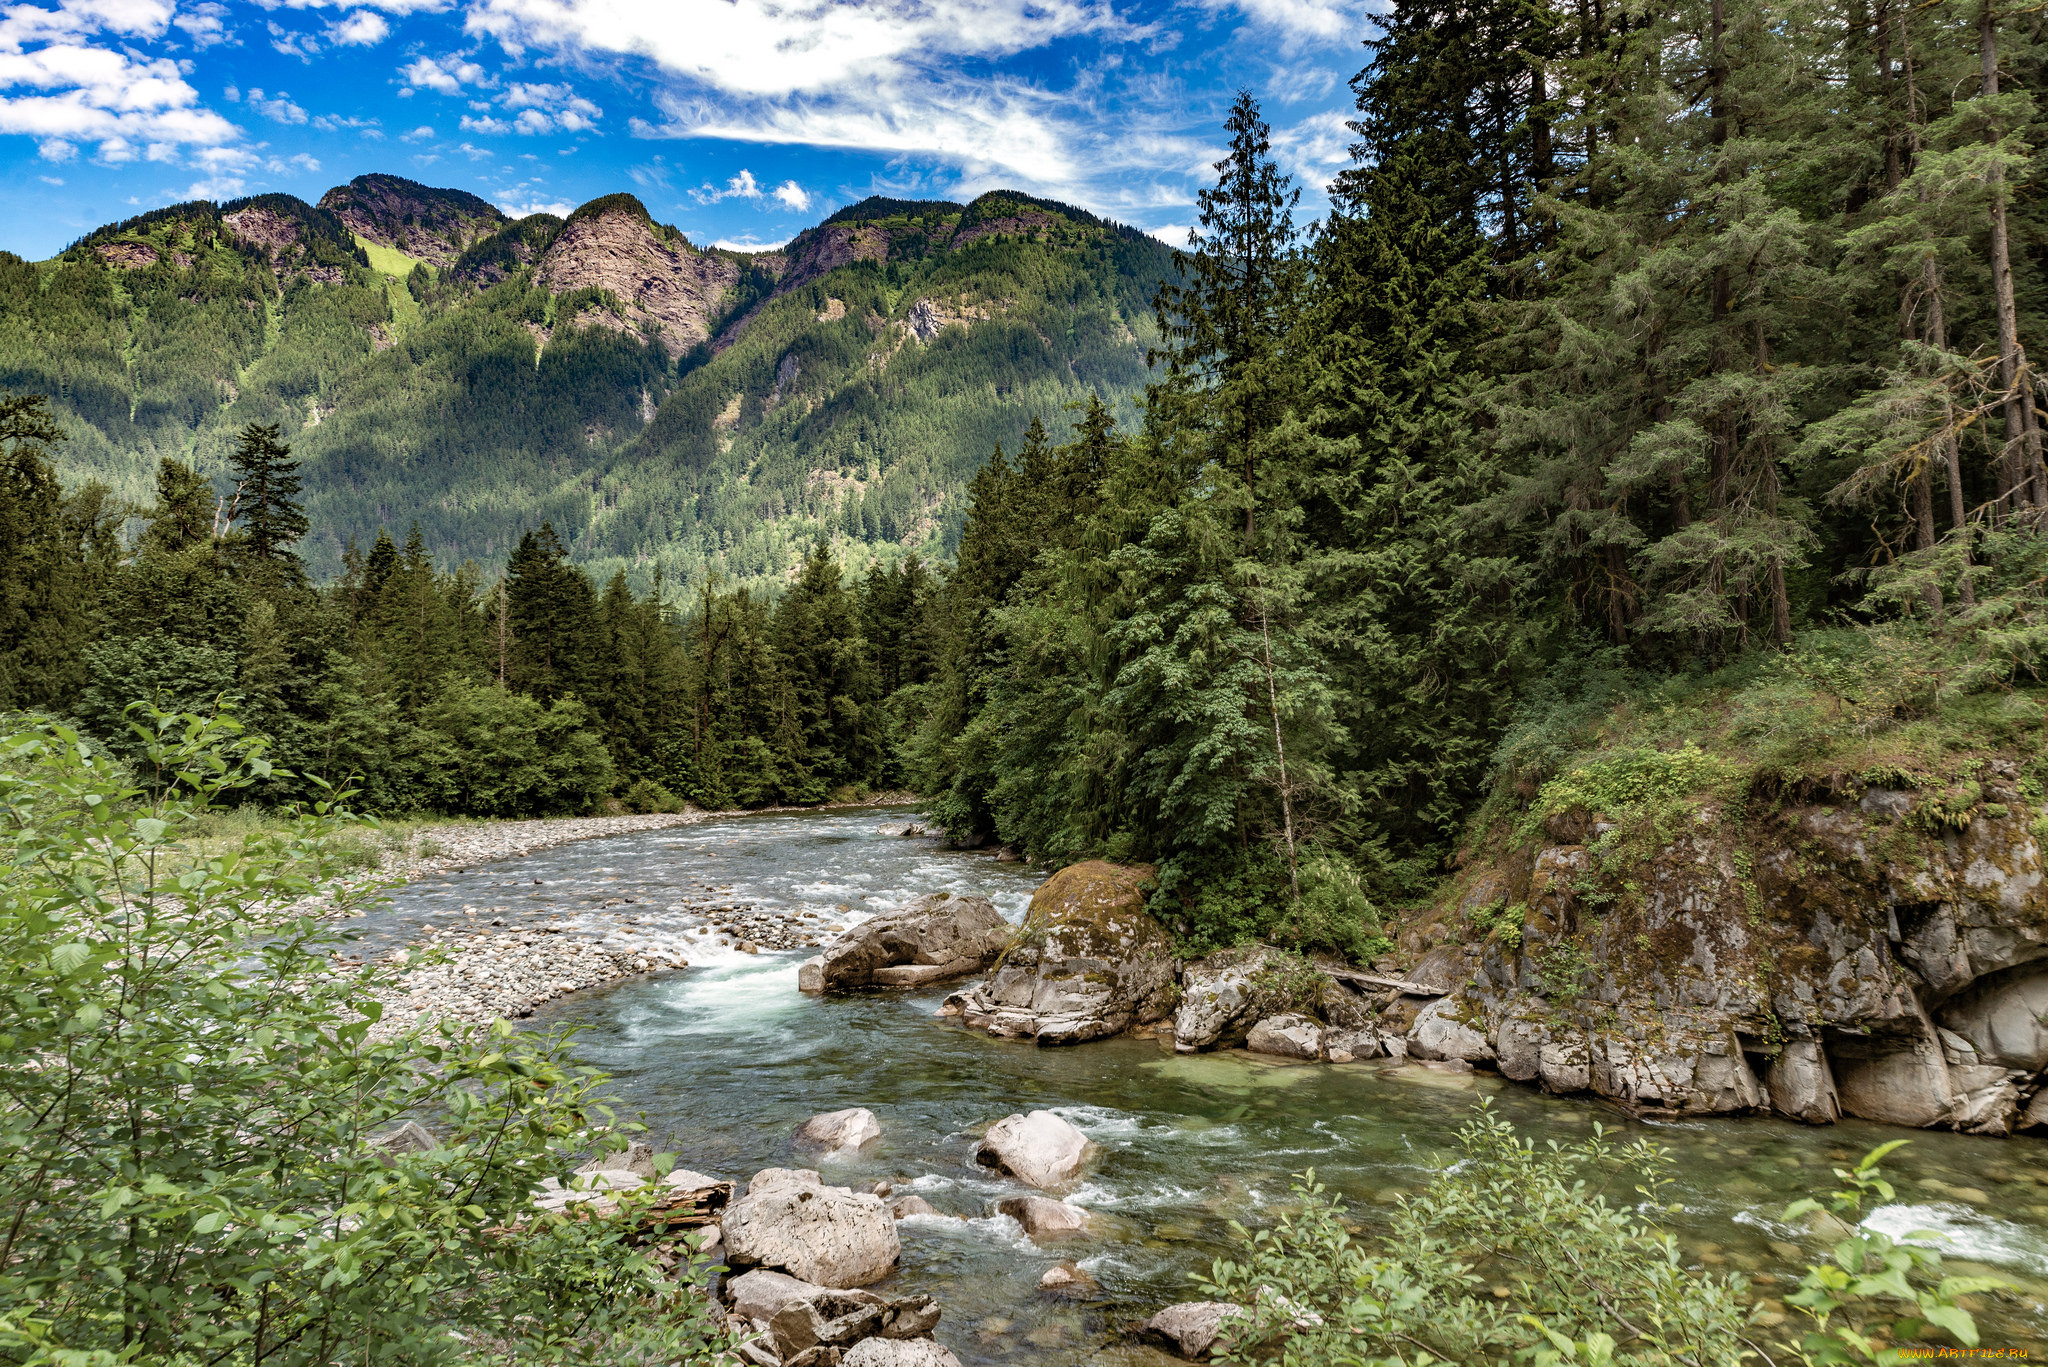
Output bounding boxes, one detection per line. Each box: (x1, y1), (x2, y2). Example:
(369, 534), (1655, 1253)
(0, 709), (733, 1366)
(1196, 1104), (1755, 1365)
(1467, 897), (1525, 951)
(1781, 1143), (2012, 1364)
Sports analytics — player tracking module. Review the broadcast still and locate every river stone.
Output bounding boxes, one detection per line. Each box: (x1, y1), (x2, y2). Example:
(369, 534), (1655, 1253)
(727, 1268), (828, 1322)
(724, 1170), (901, 1287)
(1176, 947), (1289, 1052)
(996, 1194), (1090, 1237)
(795, 1108), (882, 1154)
(1942, 965), (2048, 1070)
(1143, 1302), (1247, 1359)
(1037, 1261), (1098, 1297)
(803, 893), (1012, 994)
(975, 1110), (1092, 1189)
(1766, 1039), (1840, 1124)
(1322, 1027), (1382, 1061)
(1407, 998), (1495, 1063)
(841, 1341), (963, 1367)
(750, 1167), (824, 1194)
(368, 1120), (435, 1156)
(890, 1194), (942, 1219)
(577, 1141), (656, 1180)
(1245, 1013), (1324, 1060)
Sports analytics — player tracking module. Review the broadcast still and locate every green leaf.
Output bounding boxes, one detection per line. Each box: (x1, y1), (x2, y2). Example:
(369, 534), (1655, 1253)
(1918, 1301), (1979, 1347)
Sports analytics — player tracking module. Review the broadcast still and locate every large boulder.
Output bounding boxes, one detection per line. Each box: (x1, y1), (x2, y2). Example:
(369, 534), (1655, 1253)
(1407, 998), (1496, 1064)
(1245, 1013), (1324, 1060)
(1143, 1302), (1247, 1359)
(842, 1341), (963, 1367)
(1176, 947), (1291, 1052)
(767, 1289), (941, 1361)
(727, 1268), (828, 1322)
(794, 1108), (882, 1155)
(974, 1110), (1092, 1190)
(723, 1169), (901, 1287)
(941, 861), (1174, 1044)
(801, 893), (1011, 994)
(1830, 1022), (1957, 1128)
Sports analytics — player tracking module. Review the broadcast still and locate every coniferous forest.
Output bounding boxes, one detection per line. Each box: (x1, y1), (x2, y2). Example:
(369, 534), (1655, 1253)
(8, 0), (2048, 958)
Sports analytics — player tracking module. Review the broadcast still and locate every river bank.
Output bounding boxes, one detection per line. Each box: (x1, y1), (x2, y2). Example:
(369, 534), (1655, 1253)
(345, 800), (931, 1041)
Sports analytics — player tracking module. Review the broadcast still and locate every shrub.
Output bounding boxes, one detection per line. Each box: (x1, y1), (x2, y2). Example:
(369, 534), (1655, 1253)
(1195, 1106), (2004, 1367)
(0, 709), (730, 1367)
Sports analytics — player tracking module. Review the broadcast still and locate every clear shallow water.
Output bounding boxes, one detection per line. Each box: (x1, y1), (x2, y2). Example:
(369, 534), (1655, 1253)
(368, 808), (2048, 1361)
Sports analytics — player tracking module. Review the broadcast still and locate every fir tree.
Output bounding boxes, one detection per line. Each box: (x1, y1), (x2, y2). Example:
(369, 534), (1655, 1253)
(225, 422), (311, 584)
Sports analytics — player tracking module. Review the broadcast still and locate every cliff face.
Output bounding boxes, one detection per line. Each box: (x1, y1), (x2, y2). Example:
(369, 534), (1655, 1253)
(319, 174), (507, 267)
(533, 202), (740, 359)
(1393, 765), (2048, 1135)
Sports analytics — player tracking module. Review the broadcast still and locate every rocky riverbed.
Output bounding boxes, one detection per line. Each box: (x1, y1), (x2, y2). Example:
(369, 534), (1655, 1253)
(345, 806), (924, 1041)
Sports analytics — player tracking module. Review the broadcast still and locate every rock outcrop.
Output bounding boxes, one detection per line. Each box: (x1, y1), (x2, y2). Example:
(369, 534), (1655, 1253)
(1176, 947), (1295, 1052)
(534, 197), (740, 359)
(798, 895), (1010, 994)
(722, 1168), (900, 1287)
(940, 861), (1174, 1044)
(1383, 762), (2048, 1134)
(974, 1110), (1092, 1190)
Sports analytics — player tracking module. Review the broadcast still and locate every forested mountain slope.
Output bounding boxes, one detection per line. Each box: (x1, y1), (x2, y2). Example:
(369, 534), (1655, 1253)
(0, 177), (1170, 584)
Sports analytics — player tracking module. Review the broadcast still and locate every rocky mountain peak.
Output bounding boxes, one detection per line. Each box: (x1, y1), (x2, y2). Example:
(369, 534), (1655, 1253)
(534, 195), (739, 359)
(318, 174), (508, 267)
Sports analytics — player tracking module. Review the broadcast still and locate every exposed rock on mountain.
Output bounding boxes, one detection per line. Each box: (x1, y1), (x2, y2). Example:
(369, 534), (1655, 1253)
(318, 174), (507, 266)
(533, 195), (740, 359)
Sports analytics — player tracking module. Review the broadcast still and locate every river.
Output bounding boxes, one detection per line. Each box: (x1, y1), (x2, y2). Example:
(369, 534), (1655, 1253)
(369, 806), (2048, 1360)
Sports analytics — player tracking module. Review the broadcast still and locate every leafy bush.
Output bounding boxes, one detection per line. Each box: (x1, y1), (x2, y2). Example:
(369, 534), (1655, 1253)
(1195, 1107), (2003, 1367)
(415, 680), (615, 816)
(1198, 1103), (1754, 1365)
(0, 709), (730, 1367)
(1272, 850), (1389, 962)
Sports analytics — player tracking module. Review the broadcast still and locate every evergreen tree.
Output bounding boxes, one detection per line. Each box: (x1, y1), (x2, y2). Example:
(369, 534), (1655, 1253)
(225, 422), (311, 584)
(505, 522), (598, 704)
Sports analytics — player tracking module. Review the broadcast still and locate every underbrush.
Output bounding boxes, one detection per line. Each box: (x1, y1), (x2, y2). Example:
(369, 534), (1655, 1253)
(1474, 621), (2048, 871)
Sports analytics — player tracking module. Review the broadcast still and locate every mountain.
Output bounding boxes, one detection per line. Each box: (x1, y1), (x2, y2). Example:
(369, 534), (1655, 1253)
(0, 176), (1174, 586)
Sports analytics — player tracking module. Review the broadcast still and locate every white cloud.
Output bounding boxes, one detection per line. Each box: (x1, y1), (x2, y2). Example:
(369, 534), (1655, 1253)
(264, 149), (320, 173)
(37, 134), (71, 158)
(459, 112), (507, 133)
(246, 86), (307, 124)
(401, 121), (432, 139)
(465, 0), (1130, 98)
(693, 167), (760, 203)
(1269, 109), (1352, 191)
(0, 0), (175, 52)
(313, 111), (379, 132)
(38, 171), (59, 181)
(496, 195), (573, 217)
(494, 80), (598, 134)
(709, 235), (789, 251)
(772, 179), (810, 211)
(267, 20), (317, 58)
(1146, 223), (1191, 245)
(328, 10), (388, 44)
(1205, 0), (1371, 48)
(0, 41), (240, 158)
(400, 52), (489, 96)
(173, 3), (229, 48)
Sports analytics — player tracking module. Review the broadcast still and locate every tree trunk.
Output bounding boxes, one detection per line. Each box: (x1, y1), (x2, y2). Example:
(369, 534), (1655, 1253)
(1979, 1), (2044, 515)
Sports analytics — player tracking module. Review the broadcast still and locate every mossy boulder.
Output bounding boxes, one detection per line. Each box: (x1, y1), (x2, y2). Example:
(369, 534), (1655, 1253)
(940, 860), (1174, 1046)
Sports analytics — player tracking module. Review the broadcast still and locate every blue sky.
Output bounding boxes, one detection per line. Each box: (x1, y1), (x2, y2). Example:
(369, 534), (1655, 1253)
(0, 0), (1379, 259)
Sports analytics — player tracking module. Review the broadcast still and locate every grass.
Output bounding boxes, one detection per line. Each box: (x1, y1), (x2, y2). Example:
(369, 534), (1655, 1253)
(354, 235), (429, 338)
(178, 806), (477, 874)
(1479, 624), (2048, 866)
